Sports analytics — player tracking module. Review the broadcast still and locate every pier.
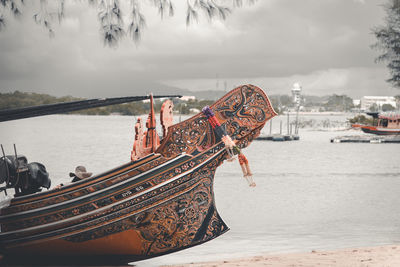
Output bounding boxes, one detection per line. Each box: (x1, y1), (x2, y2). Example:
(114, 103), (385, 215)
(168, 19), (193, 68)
(256, 114), (300, 142)
(331, 135), (400, 143)
(256, 83), (303, 142)
(256, 134), (300, 141)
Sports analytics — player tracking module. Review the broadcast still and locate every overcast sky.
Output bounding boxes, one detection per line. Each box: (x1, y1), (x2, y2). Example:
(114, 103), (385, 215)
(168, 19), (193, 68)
(0, 0), (397, 98)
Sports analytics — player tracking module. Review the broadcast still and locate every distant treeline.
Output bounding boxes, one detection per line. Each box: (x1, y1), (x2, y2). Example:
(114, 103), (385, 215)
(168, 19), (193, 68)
(348, 115), (374, 125)
(0, 91), (214, 115)
(3, 91), (397, 116)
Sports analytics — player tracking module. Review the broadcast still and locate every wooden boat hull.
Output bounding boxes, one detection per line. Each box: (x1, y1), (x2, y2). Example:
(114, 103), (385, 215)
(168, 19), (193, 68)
(2, 147), (229, 265)
(0, 85), (276, 265)
(360, 125), (400, 135)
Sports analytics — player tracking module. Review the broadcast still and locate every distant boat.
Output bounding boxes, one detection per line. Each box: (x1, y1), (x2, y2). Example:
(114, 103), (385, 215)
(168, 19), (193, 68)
(360, 112), (400, 135)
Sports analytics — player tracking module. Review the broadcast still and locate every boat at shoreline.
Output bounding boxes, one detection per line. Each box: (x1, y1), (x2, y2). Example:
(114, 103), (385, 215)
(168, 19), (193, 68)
(0, 85), (276, 265)
(360, 112), (400, 135)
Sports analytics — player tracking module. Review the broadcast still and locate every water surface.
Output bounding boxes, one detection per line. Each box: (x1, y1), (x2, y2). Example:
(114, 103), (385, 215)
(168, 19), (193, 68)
(0, 114), (399, 266)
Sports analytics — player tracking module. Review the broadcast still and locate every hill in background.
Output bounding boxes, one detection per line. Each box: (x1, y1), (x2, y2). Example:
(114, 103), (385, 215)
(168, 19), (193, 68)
(1, 89), (360, 116)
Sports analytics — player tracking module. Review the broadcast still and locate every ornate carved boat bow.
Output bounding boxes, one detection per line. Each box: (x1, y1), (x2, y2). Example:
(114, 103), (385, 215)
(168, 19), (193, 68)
(0, 84), (276, 266)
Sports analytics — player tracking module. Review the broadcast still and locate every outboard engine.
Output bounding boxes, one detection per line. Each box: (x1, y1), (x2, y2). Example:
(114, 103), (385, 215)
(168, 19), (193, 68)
(0, 155), (51, 197)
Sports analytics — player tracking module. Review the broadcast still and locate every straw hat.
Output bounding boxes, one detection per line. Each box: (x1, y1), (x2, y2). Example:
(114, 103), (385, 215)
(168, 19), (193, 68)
(73, 166), (92, 179)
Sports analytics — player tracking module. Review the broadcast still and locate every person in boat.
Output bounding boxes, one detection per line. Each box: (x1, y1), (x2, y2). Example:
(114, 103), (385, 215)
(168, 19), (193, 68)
(55, 166), (92, 189)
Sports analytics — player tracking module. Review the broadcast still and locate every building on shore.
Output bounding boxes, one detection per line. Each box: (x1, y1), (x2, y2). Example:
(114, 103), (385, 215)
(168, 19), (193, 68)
(180, 96), (196, 101)
(360, 96), (397, 111)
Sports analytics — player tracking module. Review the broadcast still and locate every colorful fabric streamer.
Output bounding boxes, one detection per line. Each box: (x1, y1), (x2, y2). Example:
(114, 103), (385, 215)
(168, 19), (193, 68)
(202, 106), (256, 187)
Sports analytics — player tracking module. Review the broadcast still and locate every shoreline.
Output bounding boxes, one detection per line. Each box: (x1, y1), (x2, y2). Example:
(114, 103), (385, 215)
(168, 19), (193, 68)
(165, 245), (400, 267)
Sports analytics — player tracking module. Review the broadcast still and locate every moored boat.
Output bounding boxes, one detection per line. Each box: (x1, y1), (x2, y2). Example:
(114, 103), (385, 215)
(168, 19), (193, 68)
(0, 84), (276, 265)
(360, 112), (400, 135)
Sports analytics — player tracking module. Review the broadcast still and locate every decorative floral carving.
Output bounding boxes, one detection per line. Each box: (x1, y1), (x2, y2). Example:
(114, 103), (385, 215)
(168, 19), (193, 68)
(157, 84), (276, 158)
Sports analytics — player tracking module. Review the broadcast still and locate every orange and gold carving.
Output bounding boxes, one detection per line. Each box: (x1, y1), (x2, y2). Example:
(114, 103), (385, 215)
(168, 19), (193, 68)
(157, 84), (276, 158)
(160, 99), (174, 138)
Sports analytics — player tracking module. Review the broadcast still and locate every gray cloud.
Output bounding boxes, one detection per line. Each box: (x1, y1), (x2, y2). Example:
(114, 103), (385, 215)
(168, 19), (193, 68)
(0, 0), (393, 98)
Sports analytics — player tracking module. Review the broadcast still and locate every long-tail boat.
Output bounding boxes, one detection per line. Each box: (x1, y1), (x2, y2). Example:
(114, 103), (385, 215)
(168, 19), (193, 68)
(360, 112), (400, 135)
(0, 85), (276, 265)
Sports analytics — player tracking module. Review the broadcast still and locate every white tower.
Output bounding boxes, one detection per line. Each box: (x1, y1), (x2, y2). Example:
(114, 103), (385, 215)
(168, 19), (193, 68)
(291, 82), (302, 136)
(291, 82), (302, 107)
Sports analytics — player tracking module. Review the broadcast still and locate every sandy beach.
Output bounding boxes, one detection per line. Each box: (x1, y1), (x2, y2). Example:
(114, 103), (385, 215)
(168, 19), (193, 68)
(167, 245), (400, 267)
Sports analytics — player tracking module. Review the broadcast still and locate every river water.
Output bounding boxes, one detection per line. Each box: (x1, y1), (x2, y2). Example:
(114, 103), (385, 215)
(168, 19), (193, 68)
(0, 114), (399, 266)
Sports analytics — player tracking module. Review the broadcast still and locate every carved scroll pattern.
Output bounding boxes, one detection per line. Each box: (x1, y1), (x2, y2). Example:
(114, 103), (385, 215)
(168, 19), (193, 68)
(157, 85), (276, 158)
(139, 181), (212, 255)
(61, 152), (227, 257)
(216, 85), (276, 139)
(136, 153), (227, 256)
(158, 117), (212, 158)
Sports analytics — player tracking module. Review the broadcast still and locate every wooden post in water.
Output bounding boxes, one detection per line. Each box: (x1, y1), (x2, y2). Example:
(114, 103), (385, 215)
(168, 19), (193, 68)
(287, 112), (290, 134)
(295, 106), (299, 135)
(270, 120), (272, 135)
